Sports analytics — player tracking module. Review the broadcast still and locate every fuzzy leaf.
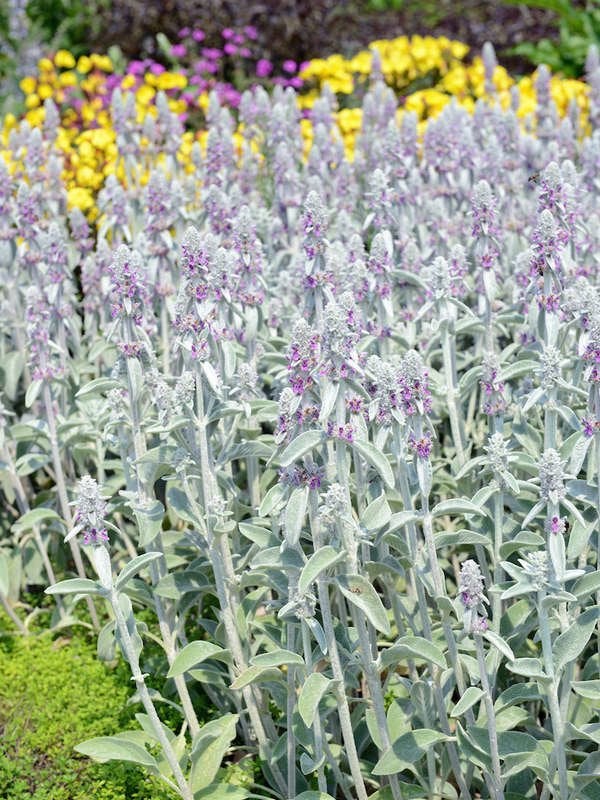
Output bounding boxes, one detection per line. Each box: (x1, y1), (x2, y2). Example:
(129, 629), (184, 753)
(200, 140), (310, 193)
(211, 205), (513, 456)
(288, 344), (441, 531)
(298, 546), (345, 594)
(380, 636), (447, 670)
(74, 736), (158, 768)
(450, 687), (484, 717)
(229, 665), (284, 690)
(506, 658), (549, 680)
(13, 507), (62, 532)
(250, 649), (304, 668)
(294, 793), (336, 800)
(571, 681), (600, 701)
(280, 431), (323, 467)
(432, 498), (487, 518)
(258, 483), (286, 517)
(167, 641), (227, 677)
(373, 729), (451, 775)
(360, 494), (392, 531)
(115, 552), (162, 590)
(132, 500), (165, 548)
(298, 673), (333, 727)
(554, 608), (600, 674)
(336, 574), (391, 635)
(284, 486), (309, 546)
(352, 439), (395, 488)
(45, 578), (104, 596)
(190, 716), (238, 791)
(483, 630), (514, 662)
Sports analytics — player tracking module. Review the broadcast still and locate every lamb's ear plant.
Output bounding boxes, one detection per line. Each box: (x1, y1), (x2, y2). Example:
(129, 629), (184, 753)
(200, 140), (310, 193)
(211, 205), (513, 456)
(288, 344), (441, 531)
(2, 41), (600, 800)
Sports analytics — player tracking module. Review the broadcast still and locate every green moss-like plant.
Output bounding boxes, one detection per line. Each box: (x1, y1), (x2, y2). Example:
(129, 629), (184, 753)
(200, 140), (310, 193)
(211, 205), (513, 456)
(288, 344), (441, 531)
(0, 628), (176, 800)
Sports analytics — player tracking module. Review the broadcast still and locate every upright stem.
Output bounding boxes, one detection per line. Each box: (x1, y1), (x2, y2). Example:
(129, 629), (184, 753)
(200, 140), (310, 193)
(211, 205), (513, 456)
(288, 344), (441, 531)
(110, 587), (193, 800)
(537, 592), (568, 799)
(194, 372), (286, 793)
(124, 356), (200, 737)
(475, 634), (504, 800)
(286, 621), (296, 799)
(43, 384), (99, 629)
(309, 494), (368, 800)
(441, 317), (466, 467)
(300, 621), (327, 793)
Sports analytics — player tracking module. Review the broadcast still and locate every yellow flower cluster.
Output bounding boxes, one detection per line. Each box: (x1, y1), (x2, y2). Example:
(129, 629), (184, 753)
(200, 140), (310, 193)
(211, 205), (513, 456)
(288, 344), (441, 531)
(300, 35), (470, 99)
(298, 36), (589, 157)
(1, 50), (205, 217)
(0, 37), (592, 216)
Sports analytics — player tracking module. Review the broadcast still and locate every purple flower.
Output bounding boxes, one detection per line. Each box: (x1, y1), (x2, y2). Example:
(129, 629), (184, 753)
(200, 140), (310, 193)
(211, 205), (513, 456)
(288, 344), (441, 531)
(192, 28), (205, 42)
(108, 245), (149, 325)
(283, 59), (297, 74)
(302, 190), (328, 259)
(171, 44), (187, 58)
(74, 476), (109, 548)
(256, 58), (272, 78)
(222, 27), (234, 39)
(480, 353), (507, 416)
(244, 25), (258, 40)
(127, 59), (146, 75)
(178, 27), (191, 38)
(224, 43), (238, 56)
(459, 560), (489, 633)
(408, 431), (433, 460)
(25, 287), (63, 382)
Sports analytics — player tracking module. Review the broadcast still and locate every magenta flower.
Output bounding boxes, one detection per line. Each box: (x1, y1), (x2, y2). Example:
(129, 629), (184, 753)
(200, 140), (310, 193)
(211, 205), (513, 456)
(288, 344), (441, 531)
(150, 62), (166, 75)
(283, 59), (297, 73)
(223, 43), (238, 56)
(171, 44), (187, 58)
(192, 29), (205, 42)
(244, 25), (258, 39)
(127, 59), (146, 75)
(256, 58), (272, 77)
(178, 27), (191, 38)
(202, 47), (222, 60)
(222, 27), (234, 39)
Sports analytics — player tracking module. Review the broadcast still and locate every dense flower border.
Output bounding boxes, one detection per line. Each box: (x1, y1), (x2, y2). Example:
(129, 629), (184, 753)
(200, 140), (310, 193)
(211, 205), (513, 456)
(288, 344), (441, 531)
(1, 34), (591, 218)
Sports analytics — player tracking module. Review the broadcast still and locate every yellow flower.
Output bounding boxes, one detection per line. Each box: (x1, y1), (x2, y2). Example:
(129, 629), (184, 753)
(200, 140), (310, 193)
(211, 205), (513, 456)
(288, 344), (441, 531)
(155, 72), (187, 91)
(121, 74), (137, 90)
(91, 54), (113, 72)
(38, 57), (54, 72)
(336, 107), (362, 134)
(19, 76), (37, 95)
(87, 128), (115, 150)
(37, 83), (54, 100)
(76, 165), (99, 188)
(25, 94), (40, 109)
(77, 55), (92, 74)
(58, 70), (77, 88)
(25, 108), (45, 127)
(54, 50), (76, 69)
(67, 186), (94, 212)
(441, 66), (467, 95)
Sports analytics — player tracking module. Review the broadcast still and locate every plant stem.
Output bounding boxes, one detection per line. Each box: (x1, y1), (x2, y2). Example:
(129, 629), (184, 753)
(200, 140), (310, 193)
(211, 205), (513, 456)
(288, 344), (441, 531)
(537, 591), (568, 799)
(475, 634), (504, 800)
(110, 587), (193, 800)
(124, 355), (201, 737)
(300, 621), (327, 793)
(308, 493), (368, 800)
(43, 384), (99, 629)
(441, 315), (466, 467)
